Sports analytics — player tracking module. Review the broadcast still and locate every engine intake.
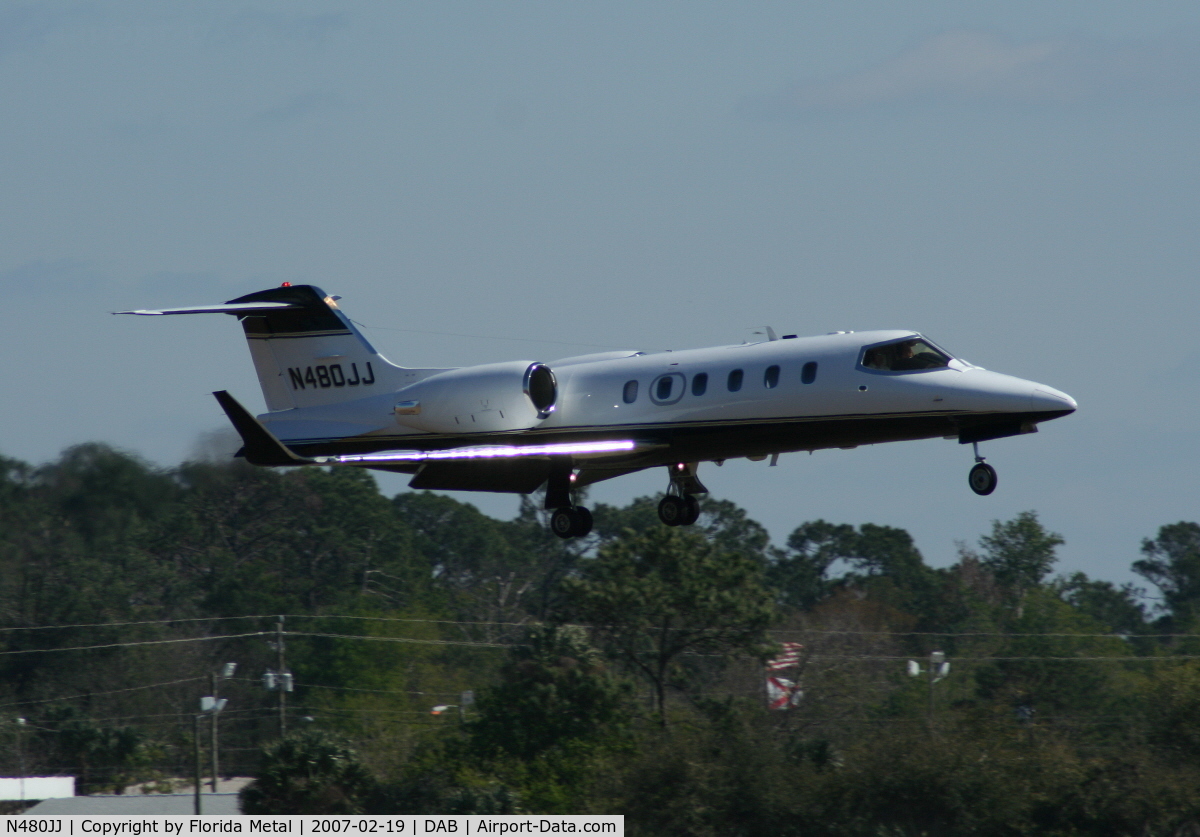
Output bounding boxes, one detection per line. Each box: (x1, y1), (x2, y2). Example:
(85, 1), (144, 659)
(524, 363), (557, 418)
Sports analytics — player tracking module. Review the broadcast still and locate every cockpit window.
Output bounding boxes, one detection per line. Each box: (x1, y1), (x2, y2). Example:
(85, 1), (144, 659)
(861, 338), (951, 372)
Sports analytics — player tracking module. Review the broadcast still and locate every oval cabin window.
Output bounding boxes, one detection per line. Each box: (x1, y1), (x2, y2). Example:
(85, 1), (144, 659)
(623, 380), (639, 403)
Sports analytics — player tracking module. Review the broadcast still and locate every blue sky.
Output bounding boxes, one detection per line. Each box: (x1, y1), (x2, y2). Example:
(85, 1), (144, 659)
(1, 2), (1197, 592)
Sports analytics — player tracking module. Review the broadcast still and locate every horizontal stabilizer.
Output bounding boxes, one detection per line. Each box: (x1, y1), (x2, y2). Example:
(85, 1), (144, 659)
(115, 302), (299, 316)
(212, 391), (313, 467)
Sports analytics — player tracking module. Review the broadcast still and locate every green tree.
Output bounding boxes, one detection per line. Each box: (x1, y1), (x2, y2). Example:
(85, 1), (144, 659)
(768, 520), (854, 610)
(975, 511), (1063, 615)
(398, 491), (551, 634)
(1054, 572), (1147, 634)
(240, 730), (378, 814)
(1134, 522), (1200, 628)
(37, 707), (154, 794)
(565, 526), (775, 723)
(469, 624), (631, 761)
(591, 496), (774, 566)
(769, 520), (934, 615)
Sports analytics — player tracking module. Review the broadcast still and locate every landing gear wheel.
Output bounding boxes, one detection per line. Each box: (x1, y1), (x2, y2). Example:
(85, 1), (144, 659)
(969, 462), (998, 496)
(572, 506), (593, 537)
(658, 495), (687, 527)
(682, 495), (701, 526)
(551, 508), (576, 538)
(550, 506), (592, 539)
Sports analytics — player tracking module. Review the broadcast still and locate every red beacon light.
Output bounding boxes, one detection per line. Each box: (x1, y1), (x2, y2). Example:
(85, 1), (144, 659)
(280, 282), (292, 287)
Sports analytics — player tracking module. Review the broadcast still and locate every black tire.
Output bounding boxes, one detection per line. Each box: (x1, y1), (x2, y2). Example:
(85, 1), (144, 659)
(682, 495), (701, 526)
(969, 462), (998, 496)
(551, 507), (577, 539)
(572, 506), (594, 537)
(658, 495), (686, 526)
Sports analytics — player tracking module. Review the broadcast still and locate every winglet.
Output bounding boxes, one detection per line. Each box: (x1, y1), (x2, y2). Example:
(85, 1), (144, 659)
(212, 391), (313, 466)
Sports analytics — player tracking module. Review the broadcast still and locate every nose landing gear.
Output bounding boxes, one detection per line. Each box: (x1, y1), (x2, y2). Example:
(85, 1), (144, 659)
(968, 442), (998, 496)
(657, 462), (706, 527)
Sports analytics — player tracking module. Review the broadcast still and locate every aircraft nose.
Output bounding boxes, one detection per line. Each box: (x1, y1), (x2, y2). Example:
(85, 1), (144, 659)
(1031, 385), (1077, 413)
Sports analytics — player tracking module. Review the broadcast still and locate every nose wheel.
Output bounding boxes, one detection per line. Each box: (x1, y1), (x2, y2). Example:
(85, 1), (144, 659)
(967, 442), (998, 496)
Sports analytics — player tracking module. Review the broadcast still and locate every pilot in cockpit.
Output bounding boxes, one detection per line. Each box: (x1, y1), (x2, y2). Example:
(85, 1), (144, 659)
(863, 339), (949, 372)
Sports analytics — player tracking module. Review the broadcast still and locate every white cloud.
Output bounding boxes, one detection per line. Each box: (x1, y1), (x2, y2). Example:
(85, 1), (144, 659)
(749, 30), (1200, 114)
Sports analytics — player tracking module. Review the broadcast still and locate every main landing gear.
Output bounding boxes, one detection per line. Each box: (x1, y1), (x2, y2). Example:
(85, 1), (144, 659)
(545, 460), (594, 540)
(968, 442), (998, 496)
(657, 462), (706, 527)
(543, 461), (708, 538)
(550, 505), (593, 539)
(658, 494), (701, 527)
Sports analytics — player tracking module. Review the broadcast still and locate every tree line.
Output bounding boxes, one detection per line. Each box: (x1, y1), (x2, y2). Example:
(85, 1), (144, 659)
(2, 442), (1200, 834)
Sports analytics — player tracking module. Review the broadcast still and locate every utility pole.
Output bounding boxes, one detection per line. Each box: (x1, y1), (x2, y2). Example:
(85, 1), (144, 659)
(15, 718), (26, 801)
(193, 714), (203, 815)
(907, 651), (949, 737)
(264, 618), (293, 737)
(210, 662), (236, 792)
(927, 651), (947, 736)
(276, 616), (287, 737)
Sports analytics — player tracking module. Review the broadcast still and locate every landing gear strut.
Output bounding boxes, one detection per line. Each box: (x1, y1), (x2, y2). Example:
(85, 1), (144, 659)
(546, 459), (593, 539)
(658, 462), (706, 527)
(968, 442), (998, 496)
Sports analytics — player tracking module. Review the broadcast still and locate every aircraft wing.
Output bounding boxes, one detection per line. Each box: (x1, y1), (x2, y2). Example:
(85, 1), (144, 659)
(327, 439), (648, 466)
(213, 390), (660, 493)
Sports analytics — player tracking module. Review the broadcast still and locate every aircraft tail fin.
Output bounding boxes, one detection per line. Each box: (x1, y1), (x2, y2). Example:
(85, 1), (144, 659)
(119, 284), (410, 411)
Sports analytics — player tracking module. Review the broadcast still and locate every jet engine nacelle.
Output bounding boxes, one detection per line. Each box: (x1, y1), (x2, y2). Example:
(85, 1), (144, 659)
(391, 361), (557, 434)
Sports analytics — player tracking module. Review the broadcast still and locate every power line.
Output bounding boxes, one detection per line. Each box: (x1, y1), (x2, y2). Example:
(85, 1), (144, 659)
(290, 631), (508, 649)
(769, 628), (1179, 639)
(801, 654), (1200, 662)
(0, 677), (205, 710)
(8, 612), (1200, 642)
(0, 616), (264, 634)
(0, 632), (267, 656)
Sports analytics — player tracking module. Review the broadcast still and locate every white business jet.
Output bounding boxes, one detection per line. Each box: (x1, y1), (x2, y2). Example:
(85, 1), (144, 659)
(119, 284), (1076, 539)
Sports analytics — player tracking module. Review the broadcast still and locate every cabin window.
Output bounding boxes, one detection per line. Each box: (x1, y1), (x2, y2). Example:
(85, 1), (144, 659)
(727, 369), (743, 392)
(801, 361), (818, 384)
(623, 380), (638, 403)
(861, 338), (951, 372)
(650, 373), (686, 405)
(764, 365), (780, 388)
(692, 373), (708, 396)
